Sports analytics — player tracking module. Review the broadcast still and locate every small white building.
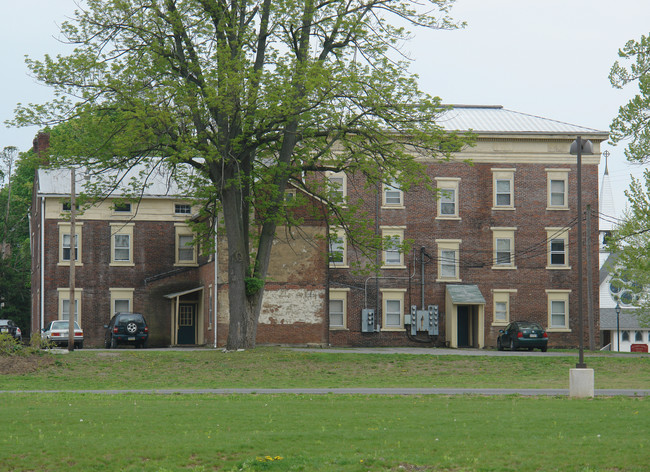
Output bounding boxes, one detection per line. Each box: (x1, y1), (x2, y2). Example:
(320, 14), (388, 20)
(598, 158), (650, 352)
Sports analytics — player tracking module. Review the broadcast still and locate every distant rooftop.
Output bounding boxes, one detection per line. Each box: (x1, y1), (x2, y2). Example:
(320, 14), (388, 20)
(439, 105), (608, 136)
(36, 163), (199, 198)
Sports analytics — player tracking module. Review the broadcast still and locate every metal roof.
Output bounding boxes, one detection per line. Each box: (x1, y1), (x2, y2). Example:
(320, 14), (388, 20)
(438, 105), (607, 136)
(37, 163), (199, 198)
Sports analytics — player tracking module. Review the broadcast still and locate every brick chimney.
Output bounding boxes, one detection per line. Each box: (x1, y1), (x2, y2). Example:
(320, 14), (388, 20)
(32, 132), (50, 166)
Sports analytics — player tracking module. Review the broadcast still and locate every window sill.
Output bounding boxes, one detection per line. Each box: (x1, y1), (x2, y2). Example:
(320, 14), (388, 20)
(546, 207), (569, 211)
(381, 327), (404, 332)
(546, 265), (571, 270)
(382, 265), (407, 270)
(174, 262), (199, 267)
(329, 264), (350, 269)
(492, 322), (508, 327)
(329, 327), (349, 331)
(110, 262), (136, 267)
(491, 265), (517, 270)
(547, 328), (571, 333)
(58, 262), (83, 267)
(491, 207), (515, 211)
(381, 205), (405, 210)
(435, 216), (461, 221)
(436, 277), (462, 283)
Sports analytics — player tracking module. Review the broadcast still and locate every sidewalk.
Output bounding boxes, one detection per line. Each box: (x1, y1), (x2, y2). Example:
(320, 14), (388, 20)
(3, 387), (649, 396)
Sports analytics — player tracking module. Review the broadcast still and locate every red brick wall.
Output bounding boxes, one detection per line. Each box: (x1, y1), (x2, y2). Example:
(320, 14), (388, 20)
(40, 217), (209, 346)
(329, 158), (601, 349)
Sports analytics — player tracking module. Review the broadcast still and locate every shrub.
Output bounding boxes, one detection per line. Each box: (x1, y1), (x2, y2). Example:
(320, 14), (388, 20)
(0, 332), (22, 355)
(0, 332), (53, 356)
(29, 331), (55, 350)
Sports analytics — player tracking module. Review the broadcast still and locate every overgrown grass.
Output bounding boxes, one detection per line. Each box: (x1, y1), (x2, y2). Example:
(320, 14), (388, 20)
(1, 347), (648, 391)
(1, 393), (647, 471)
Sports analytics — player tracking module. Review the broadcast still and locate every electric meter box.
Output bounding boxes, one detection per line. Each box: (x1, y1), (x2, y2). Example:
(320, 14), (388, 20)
(409, 305), (439, 336)
(361, 309), (377, 333)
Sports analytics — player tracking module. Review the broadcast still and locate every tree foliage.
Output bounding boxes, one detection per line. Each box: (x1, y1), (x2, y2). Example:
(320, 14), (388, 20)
(608, 34), (650, 325)
(12, 0), (471, 349)
(0, 148), (36, 334)
(609, 34), (650, 163)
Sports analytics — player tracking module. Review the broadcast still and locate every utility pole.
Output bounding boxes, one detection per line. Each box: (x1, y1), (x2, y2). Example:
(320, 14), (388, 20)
(586, 204), (595, 350)
(68, 167), (76, 352)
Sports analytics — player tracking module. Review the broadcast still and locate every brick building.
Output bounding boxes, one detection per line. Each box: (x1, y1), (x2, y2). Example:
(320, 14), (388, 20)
(30, 105), (608, 349)
(30, 133), (328, 347)
(327, 106), (608, 349)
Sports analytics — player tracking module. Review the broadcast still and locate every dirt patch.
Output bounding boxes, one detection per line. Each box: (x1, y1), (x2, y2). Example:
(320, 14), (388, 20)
(0, 355), (55, 374)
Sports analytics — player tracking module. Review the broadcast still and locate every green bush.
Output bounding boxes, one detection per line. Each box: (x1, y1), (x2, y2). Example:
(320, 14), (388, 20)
(0, 332), (53, 356)
(0, 332), (21, 355)
(29, 331), (55, 350)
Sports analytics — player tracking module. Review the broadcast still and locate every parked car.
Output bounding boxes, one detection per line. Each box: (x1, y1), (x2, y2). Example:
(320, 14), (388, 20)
(104, 312), (149, 348)
(497, 321), (548, 352)
(42, 320), (84, 348)
(0, 319), (22, 342)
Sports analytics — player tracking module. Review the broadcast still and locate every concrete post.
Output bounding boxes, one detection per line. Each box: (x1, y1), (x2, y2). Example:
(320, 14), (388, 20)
(569, 368), (594, 398)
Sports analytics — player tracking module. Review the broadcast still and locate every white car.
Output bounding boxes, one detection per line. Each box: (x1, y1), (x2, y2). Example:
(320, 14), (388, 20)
(42, 320), (84, 349)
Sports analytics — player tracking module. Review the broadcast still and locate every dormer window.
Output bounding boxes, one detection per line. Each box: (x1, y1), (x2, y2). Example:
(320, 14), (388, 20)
(175, 204), (192, 215)
(114, 202), (132, 213)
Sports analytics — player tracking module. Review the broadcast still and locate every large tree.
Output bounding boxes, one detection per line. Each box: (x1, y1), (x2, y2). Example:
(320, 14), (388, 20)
(608, 34), (650, 323)
(13, 0), (470, 349)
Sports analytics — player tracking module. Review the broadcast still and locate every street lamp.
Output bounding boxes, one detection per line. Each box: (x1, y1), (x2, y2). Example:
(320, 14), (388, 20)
(570, 136), (593, 368)
(615, 301), (621, 352)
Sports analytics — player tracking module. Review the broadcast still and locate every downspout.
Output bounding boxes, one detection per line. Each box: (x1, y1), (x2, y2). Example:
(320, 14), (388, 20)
(421, 247), (426, 310)
(40, 197), (45, 331)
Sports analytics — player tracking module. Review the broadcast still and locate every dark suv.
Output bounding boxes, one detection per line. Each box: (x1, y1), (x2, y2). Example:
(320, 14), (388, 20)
(104, 313), (148, 348)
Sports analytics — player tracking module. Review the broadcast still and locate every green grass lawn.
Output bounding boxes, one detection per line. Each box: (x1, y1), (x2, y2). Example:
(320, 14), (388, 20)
(1, 347), (649, 471)
(1, 393), (647, 471)
(1, 347), (649, 390)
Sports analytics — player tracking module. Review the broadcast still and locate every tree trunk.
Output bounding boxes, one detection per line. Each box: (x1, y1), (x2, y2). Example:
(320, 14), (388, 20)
(222, 179), (251, 350)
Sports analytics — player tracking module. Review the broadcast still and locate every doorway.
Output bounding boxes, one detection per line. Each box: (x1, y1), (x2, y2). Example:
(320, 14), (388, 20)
(457, 305), (470, 347)
(177, 303), (196, 345)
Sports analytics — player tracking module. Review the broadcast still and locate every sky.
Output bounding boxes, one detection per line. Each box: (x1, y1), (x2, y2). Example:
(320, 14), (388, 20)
(1, 0), (649, 218)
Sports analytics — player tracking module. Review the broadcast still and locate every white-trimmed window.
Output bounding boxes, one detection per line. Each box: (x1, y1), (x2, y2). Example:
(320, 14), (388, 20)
(175, 203), (192, 215)
(175, 224), (197, 266)
(436, 239), (461, 281)
(58, 222), (83, 265)
(381, 289), (406, 330)
(110, 223), (134, 266)
(284, 189), (296, 202)
(58, 288), (82, 324)
(546, 227), (570, 269)
(547, 170), (569, 210)
(110, 288), (134, 317)
(492, 169), (515, 209)
(383, 176), (403, 207)
(328, 228), (347, 268)
(435, 178), (460, 219)
(329, 289), (349, 329)
(492, 228), (516, 269)
(547, 290), (570, 331)
(382, 227), (405, 268)
(62, 202), (79, 212)
(327, 171), (347, 202)
(492, 289), (516, 326)
(113, 202), (132, 214)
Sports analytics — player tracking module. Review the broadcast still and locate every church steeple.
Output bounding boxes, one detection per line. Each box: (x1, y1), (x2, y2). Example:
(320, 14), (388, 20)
(599, 150), (616, 250)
